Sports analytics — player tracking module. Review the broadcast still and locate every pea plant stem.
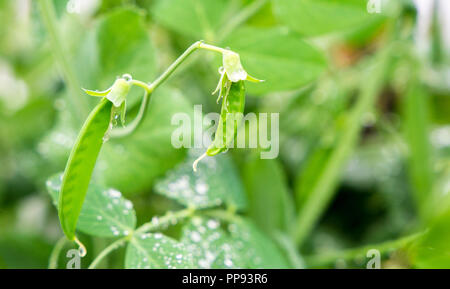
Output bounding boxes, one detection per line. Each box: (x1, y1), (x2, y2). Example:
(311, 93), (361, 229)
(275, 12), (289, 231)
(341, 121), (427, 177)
(218, 0), (269, 41)
(110, 90), (150, 138)
(292, 42), (394, 248)
(304, 231), (424, 268)
(88, 206), (245, 269)
(110, 41), (230, 138)
(37, 0), (89, 121)
(274, 234), (305, 269)
(48, 236), (68, 269)
(135, 207), (195, 234)
(88, 237), (128, 269)
(147, 41), (227, 93)
(87, 207), (196, 269)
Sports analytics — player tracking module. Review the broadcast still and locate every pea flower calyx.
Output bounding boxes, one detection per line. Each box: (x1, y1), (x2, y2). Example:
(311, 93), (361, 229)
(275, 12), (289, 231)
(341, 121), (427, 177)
(213, 50), (263, 103)
(83, 74), (132, 127)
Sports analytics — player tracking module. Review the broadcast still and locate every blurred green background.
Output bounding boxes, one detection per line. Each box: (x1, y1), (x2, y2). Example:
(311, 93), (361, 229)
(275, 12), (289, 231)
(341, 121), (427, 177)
(0, 0), (449, 269)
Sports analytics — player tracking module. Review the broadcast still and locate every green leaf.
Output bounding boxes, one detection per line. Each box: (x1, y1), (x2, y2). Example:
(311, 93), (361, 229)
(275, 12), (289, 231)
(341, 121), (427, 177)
(58, 98), (112, 240)
(413, 209), (450, 268)
(274, 0), (379, 36)
(152, 0), (229, 41)
(96, 88), (192, 195)
(242, 156), (295, 234)
(181, 216), (290, 268)
(295, 146), (334, 209)
(181, 216), (244, 269)
(125, 233), (193, 269)
(46, 173), (136, 238)
(155, 150), (247, 210)
(228, 218), (290, 268)
(222, 27), (327, 94)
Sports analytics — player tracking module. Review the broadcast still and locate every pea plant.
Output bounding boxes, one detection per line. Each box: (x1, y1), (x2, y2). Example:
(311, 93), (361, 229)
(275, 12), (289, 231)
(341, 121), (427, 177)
(52, 39), (268, 266)
(10, 0), (444, 270)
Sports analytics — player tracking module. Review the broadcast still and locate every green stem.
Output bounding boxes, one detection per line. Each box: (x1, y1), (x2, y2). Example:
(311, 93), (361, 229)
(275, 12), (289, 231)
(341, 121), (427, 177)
(109, 41), (229, 138)
(305, 232), (424, 268)
(88, 237), (128, 269)
(135, 207), (195, 234)
(274, 234), (305, 269)
(293, 43), (394, 247)
(48, 236), (68, 269)
(148, 41), (225, 93)
(89, 207), (197, 268)
(110, 90), (150, 138)
(218, 0), (269, 41)
(37, 0), (88, 121)
(130, 80), (151, 93)
(203, 209), (242, 224)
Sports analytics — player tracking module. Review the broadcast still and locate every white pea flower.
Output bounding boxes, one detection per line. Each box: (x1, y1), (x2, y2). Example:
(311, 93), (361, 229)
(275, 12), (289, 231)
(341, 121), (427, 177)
(83, 74), (132, 126)
(212, 50), (263, 103)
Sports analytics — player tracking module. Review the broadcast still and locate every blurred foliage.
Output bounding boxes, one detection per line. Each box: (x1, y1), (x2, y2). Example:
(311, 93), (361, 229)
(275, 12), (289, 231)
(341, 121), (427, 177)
(0, 0), (449, 269)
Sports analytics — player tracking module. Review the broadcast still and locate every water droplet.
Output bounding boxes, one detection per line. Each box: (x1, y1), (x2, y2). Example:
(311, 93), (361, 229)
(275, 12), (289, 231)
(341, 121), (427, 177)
(124, 200), (133, 209)
(195, 181), (209, 195)
(207, 219), (219, 229)
(198, 259), (209, 268)
(108, 189), (121, 198)
(191, 232), (201, 242)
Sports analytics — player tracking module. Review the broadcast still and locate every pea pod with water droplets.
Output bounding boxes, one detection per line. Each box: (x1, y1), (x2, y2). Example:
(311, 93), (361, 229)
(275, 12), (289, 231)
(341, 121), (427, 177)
(59, 98), (112, 240)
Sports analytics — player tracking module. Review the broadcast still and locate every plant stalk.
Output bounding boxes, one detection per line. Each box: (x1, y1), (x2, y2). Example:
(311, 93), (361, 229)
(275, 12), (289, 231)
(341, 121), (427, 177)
(88, 237), (128, 269)
(48, 236), (68, 269)
(305, 232), (424, 268)
(136, 207), (195, 234)
(293, 44), (394, 247)
(37, 0), (89, 121)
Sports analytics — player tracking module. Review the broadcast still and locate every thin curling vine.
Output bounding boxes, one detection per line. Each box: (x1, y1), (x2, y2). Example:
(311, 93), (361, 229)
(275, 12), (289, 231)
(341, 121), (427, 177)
(58, 41), (263, 252)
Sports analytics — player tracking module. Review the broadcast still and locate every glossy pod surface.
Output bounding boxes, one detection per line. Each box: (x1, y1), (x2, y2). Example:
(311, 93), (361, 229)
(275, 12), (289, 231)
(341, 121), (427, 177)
(59, 98), (112, 240)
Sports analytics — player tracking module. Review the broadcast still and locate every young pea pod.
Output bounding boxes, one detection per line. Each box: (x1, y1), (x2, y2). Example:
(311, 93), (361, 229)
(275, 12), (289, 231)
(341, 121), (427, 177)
(59, 98), (113, 240)
(207, 80), (245, 156)
(60, 76), (135, 241)
(193, 80), (246, 171)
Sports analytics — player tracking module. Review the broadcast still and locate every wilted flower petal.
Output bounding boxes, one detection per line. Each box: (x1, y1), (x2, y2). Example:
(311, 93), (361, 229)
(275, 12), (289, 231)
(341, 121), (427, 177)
(222, 50), (248, 82)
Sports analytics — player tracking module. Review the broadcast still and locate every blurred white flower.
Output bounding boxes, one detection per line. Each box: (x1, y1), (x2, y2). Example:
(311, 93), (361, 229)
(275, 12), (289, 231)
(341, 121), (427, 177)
(0, 61), (29, 113)
(66, 0), (100, 18)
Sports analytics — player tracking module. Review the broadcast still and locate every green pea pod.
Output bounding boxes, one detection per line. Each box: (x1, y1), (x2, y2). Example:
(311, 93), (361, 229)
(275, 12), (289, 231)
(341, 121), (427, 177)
(59, 98), (112, 240)
(207, 80), (245, 156)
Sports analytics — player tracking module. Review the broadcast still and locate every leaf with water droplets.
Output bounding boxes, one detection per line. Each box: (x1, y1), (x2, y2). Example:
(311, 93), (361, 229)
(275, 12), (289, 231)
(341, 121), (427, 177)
(226, 219), (290, 268)
(125, 233), (193, 269)
(181, 216), (290, 268)
(46, 173), (136, 238)
(181, 217), (244, 269)
(155, 150), (247, 210)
